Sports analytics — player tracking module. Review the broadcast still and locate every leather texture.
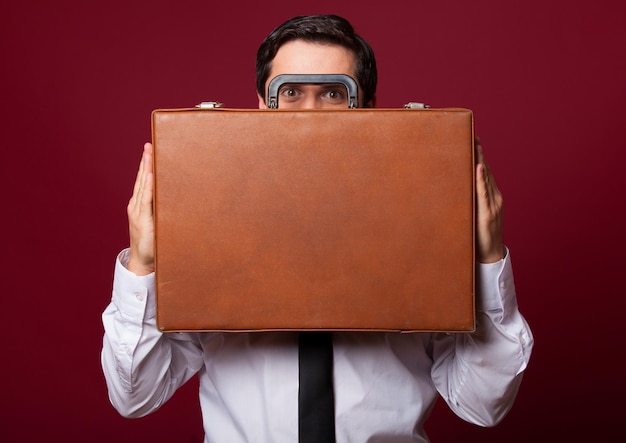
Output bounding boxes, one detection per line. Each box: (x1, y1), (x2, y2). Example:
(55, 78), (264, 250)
(152, 107), (475, 332)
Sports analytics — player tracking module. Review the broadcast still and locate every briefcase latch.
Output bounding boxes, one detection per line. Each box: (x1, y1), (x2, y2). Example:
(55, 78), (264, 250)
(196, 101), (224, 109)
(403, 102), (431, 109)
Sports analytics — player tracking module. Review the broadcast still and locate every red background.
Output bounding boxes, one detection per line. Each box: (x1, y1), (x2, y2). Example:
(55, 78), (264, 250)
(2, 0), (625, 441)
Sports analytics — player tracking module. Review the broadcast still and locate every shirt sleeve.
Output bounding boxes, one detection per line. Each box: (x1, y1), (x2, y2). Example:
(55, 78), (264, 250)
(101, 249), (205, 418)
(430, 248), (534, 427)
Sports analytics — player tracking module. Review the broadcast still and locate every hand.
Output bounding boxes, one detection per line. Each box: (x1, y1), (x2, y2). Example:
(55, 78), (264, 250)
(127, 143), (155, 275)
(475, 138), (505, 263)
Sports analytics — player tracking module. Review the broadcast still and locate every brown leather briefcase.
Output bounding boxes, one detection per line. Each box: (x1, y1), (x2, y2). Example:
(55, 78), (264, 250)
(152, 105), (475, 332)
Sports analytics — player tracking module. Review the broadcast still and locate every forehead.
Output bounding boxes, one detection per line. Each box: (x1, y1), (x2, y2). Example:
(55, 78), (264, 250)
(268, 40), (356, 80)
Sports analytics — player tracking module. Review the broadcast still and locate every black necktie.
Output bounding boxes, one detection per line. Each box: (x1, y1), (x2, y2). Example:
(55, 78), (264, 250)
(298, 331), (336, 443)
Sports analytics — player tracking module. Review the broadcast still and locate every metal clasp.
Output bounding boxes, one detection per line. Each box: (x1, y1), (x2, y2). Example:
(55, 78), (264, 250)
(403, 102), (431, 109)
(195, 101), (224, 109)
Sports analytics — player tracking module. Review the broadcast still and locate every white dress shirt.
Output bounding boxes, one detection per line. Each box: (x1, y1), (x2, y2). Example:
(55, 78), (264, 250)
(102, 248), (532, 443)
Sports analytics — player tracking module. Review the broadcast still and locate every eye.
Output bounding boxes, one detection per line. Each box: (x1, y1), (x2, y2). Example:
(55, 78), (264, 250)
(321, 86), (347, 104)
(326, 90), (342, 99)
(279, 86), (302, 102)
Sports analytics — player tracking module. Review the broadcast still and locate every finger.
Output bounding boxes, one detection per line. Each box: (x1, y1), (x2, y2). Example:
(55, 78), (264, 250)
(475, 136), (483, 164)
(141, 151), (154, 208)
(138, 143), (153, 193)
(128, 143), (153, 215)
(475, 140), (500, 207)
(478, 163), (501, 213)
(476, 163), (490, 207)
(142, 143), (153, 200)
(475, 140), (490, 194)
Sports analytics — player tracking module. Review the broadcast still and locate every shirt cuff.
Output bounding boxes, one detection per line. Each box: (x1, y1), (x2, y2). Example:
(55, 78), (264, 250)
(113, 248), (157, 320)
(475, 246), (517, 315)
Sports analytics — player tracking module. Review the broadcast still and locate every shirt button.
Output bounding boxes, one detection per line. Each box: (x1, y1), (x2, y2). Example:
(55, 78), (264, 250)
(135, 293), (144, 302)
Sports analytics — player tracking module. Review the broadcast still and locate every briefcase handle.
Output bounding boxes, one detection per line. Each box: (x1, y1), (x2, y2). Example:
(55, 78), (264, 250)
(267, 74), (359, 109)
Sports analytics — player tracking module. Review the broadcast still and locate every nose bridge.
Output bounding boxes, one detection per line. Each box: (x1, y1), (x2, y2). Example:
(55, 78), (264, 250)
(299, 91), (322, 109)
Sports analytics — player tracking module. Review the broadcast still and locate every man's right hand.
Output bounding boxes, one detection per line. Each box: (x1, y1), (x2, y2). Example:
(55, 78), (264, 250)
(127, 143), (155, 276)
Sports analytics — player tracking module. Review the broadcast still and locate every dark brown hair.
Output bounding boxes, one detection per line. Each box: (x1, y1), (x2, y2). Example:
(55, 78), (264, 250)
(256, 15), (377, 107)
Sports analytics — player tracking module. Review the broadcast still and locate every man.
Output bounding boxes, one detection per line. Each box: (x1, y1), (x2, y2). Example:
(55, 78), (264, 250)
(102, 14), (533, 443)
